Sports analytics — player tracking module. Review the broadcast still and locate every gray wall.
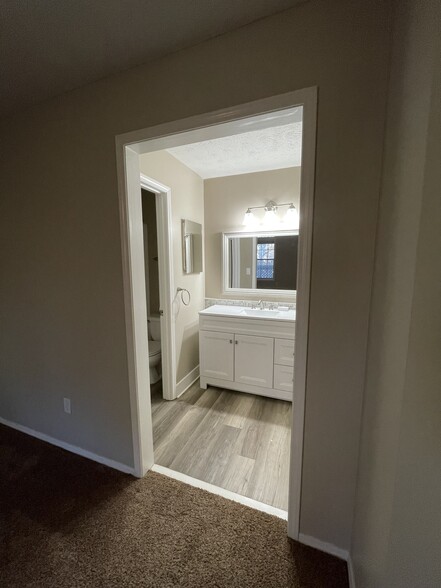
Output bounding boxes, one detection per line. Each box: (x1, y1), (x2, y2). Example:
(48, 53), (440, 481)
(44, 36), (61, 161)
(0, 0), (391, 549)
(351, 0), (441, 585)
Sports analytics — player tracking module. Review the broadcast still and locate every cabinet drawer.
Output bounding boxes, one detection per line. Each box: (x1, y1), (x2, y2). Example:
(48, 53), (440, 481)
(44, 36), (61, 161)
(274, 338), (295, 366)
(274, 364), (294, 393)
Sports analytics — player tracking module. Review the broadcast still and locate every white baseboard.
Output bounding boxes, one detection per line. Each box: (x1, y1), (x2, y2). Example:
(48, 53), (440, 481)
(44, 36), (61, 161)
(176, 365), (200, 398)
(298, 533), (349, 562)
(0, 416), (135, 475)
(347, 556), (356, 588)
(152, 464), (288, 520)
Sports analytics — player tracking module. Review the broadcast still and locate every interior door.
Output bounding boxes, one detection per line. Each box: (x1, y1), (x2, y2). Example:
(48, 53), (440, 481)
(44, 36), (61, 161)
(200, 330), (234, 381)
(234, 334), (274, 388)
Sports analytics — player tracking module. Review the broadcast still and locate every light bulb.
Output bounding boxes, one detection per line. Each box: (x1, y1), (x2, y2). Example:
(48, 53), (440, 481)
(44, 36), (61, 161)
(263, 206), (278, 227)
(284, 204), (299, 228)
(243, 209), (257, 226)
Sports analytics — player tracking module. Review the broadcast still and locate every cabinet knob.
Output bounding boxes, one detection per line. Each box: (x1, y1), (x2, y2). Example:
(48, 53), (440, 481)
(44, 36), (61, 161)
(229, 339), (233, 344)
(235, 340), (238, 345)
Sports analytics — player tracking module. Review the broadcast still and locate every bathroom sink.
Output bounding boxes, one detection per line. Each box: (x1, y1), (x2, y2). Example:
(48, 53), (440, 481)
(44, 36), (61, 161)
(199, 304), (295, 321)
(240, 308), (280, 317)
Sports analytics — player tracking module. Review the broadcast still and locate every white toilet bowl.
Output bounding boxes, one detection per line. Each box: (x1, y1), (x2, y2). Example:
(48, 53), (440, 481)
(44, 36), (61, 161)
(148, 340), (162, 384)
(148, 316), (162, 384)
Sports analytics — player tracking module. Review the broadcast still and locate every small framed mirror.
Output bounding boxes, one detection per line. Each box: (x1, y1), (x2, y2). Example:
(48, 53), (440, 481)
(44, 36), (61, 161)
(182, 219), (203, 274)
(222, 230), (298, 295)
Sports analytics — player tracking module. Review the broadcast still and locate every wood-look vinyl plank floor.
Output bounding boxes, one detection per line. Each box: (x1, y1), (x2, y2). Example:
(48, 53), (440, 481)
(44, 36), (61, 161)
(152, 381), (292, 510)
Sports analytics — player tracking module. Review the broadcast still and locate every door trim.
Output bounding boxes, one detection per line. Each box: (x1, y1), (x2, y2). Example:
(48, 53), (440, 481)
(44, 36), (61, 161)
(115, 88), (317, 540)
(287, 87), (317, 539)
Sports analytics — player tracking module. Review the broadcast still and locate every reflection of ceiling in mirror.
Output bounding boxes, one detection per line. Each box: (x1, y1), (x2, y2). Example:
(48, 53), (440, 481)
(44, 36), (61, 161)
(167, 122), (302, 179)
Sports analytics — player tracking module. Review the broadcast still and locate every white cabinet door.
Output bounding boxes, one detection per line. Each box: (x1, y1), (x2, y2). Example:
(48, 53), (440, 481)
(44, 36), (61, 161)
(274, 338), (295, 366)
(274, 364), (294, 393)
(200, 330), (234, 381)
(234, 334), (274, 389)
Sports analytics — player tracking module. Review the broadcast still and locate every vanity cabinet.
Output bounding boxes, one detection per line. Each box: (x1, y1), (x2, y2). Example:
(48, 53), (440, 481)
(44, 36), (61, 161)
(273, 338), (294, 393)
(274, 338), (295, 366)
(199, 309), (295, 402)
(274, 365), (295, 393)
(200, 332), (274, 389)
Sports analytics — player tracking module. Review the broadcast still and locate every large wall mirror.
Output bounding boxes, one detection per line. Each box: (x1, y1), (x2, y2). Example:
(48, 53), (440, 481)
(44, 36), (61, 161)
(222, 230), (298, 295)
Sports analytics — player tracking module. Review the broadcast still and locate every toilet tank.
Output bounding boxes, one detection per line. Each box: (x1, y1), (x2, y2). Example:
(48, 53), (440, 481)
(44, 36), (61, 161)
(148, 316), (161, 341)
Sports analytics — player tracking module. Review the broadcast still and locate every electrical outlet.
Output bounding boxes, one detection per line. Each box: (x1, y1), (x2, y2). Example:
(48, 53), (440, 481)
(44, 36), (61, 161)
(63, 398), (71, 414)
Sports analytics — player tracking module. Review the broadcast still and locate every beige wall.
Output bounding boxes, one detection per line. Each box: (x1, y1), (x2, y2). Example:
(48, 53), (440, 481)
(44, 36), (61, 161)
(0, 0), (391, 549)
(139, 151), (204, 383)
(204, 167), (300, 301)
(351, 1), (441, 585)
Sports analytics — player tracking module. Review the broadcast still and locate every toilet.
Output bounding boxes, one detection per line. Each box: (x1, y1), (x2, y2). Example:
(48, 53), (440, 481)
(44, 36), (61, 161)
(148, 316), (162, 384)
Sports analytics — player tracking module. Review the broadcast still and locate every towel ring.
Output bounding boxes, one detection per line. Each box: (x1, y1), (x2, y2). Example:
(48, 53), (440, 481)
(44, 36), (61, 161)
(177, 287), (191, 306)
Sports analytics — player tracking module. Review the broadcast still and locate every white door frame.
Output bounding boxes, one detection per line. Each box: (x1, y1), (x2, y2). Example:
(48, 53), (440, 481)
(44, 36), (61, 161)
(115, 88), (317, 540)
(139, 174), (177, 402)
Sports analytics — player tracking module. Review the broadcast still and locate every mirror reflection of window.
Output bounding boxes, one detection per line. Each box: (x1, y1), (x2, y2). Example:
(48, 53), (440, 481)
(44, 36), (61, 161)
(256, 241), (275, 280)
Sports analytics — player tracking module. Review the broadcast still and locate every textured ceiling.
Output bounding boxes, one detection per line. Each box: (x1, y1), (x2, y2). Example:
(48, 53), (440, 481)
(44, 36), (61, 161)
(167, 122), (302, 178)
(0, 0), (305, 118)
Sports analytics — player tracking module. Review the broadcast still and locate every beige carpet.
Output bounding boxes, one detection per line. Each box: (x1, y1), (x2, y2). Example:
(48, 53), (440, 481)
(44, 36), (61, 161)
(0, 424), (348, 587)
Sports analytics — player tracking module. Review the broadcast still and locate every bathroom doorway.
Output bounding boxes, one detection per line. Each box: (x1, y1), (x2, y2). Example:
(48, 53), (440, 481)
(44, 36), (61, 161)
(139, 174), (177, 401)
(141, 189), (162, 395)
(116, 88), (317, 540)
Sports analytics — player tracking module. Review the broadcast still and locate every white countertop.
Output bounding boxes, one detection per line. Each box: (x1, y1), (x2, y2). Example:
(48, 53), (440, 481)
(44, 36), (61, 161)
(199, 304), (296, 322)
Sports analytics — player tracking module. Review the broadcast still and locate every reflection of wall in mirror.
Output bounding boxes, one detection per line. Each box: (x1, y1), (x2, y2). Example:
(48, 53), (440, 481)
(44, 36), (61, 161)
(239, 238), (253, 288)
(183, 233), (193, 273)
(182, 219), (203, 274)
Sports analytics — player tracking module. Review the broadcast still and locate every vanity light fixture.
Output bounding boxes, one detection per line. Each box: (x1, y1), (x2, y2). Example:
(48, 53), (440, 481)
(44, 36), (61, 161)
(243, 208), (257, 226)
(242, 200), (298, 227)
(263, 202), (278, 226)
(284, 203), (299, 228)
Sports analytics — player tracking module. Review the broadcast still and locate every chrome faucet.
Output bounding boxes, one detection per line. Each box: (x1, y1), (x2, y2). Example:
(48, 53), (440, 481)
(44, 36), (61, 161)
(258, 299), (264, 310)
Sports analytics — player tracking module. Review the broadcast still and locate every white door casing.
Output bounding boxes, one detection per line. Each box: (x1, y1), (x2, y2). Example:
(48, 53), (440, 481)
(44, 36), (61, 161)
(117, 147), (154, 477)
(116, 88), (317, 541)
